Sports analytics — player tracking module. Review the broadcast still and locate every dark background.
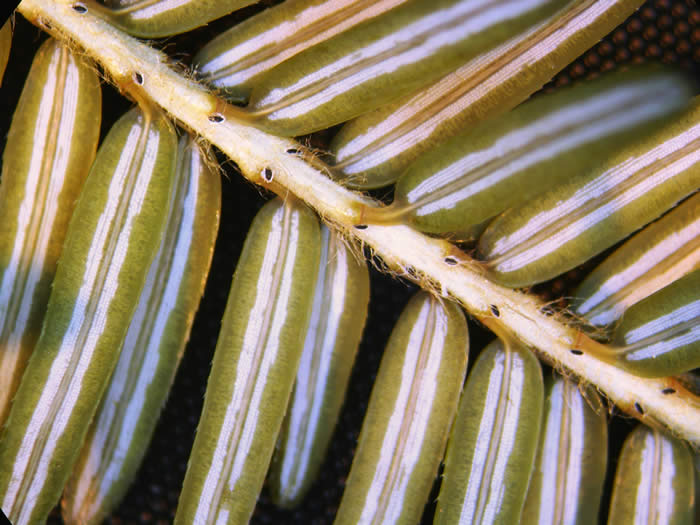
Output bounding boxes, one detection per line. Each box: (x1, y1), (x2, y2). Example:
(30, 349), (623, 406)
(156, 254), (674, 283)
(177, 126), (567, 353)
(0, 2), (21, 29)
(0, 1), (698, 523)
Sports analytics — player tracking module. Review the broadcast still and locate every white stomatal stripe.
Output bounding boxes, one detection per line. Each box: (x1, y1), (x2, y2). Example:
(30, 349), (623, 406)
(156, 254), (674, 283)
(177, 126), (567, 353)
(461, 347), (524, 523)
(635, 431), (676, 523)
(560, 387), (585, 524)
(129, 0), (193, 20)
(540, 381), (585, 524)
(624, 301), (699, 345)
(623, 301), (699, 361)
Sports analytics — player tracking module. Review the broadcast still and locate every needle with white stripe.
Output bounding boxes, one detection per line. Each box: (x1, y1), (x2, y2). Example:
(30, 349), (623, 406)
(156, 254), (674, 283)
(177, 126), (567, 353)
(521, 374), (608, 525)
(574, 192), (699, 329)
(88, 0), (256, 38)
(608, 426), (695, 525)
(175, 197), (321, 525)
(0, 38), (101, 427)
(436, 337), (544, 525)
(334, 291), (468, 525)
(269, 224), (370, 508)
(62, 135), (220, 525)
(0, 105), (177, 525)
(195, 0), (409, 104)
(479, 98), (700, 289)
